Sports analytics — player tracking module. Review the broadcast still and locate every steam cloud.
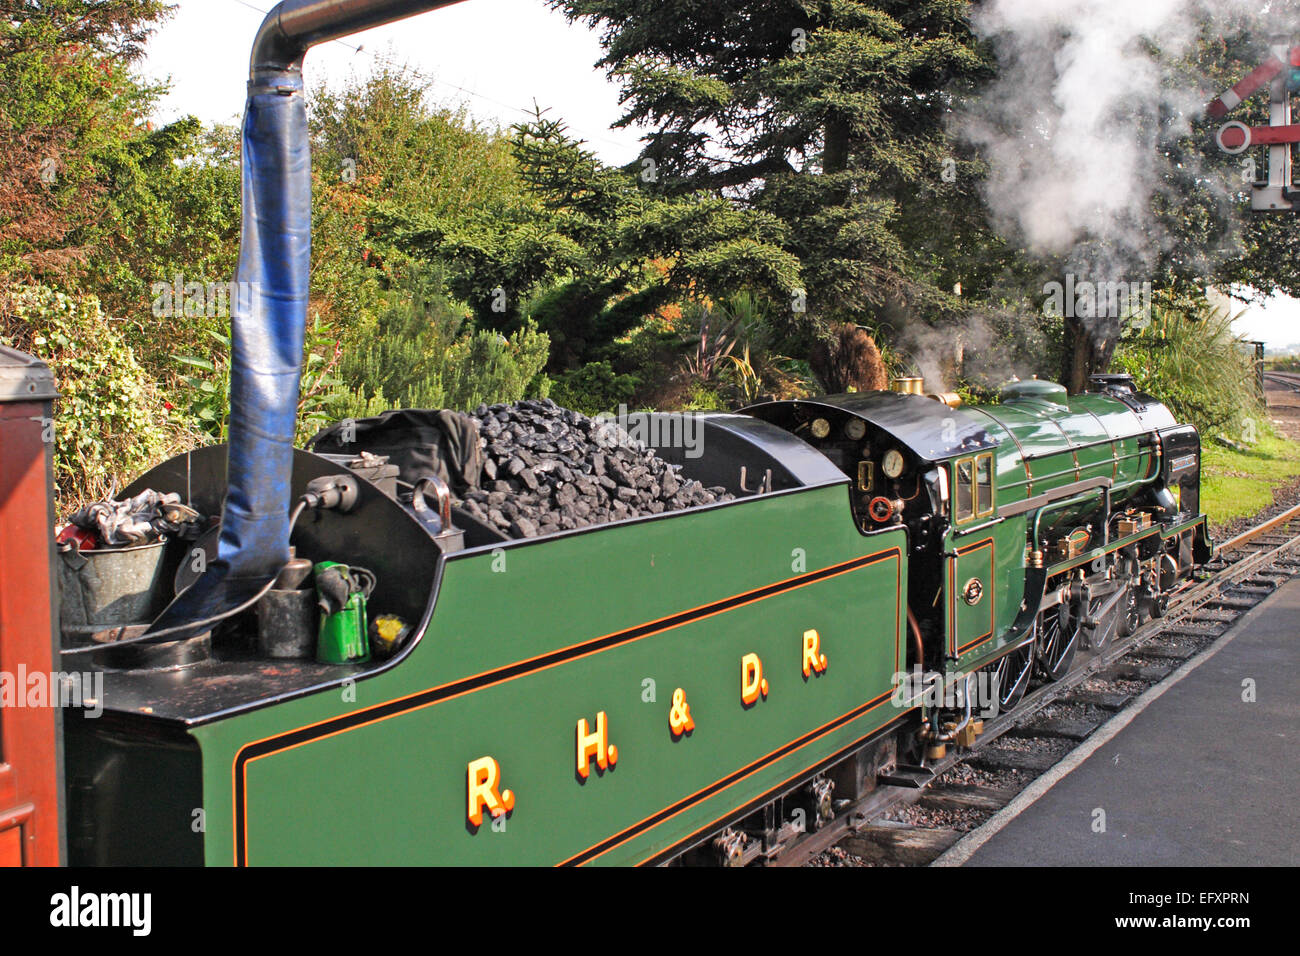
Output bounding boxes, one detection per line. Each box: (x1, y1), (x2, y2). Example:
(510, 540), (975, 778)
(958, 0), (1265, 273)
(925, 0), (1277, 388)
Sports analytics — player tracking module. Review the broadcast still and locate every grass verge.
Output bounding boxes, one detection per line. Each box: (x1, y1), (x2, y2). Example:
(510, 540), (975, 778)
(1201, 428), (1300, 532)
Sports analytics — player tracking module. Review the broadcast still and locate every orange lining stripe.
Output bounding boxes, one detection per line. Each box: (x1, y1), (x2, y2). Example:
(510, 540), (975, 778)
(231, 547), (903, 864)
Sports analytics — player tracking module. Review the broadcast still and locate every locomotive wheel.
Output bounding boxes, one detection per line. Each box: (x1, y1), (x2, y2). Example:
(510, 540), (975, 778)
(1086, 592), (1119, 653)
(1116, 583), (1142, 638)
(1036, 604), (1078, 682)
(1150, 589), (1170, 618)
(989, 638), (1034, 715)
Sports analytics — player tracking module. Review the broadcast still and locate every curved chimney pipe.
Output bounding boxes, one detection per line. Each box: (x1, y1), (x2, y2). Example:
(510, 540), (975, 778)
(148, 0), (466, 637)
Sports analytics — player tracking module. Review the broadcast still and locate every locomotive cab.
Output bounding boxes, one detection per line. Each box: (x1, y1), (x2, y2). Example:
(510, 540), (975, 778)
(742, 393), (1001, 676)
(741, 393), (993, 545)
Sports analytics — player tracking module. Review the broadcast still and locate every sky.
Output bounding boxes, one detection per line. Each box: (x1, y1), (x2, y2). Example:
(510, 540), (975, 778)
(140, 0), (646, 164)
(139, 0), (1300, 351)
(1220, 290), (1300, 352)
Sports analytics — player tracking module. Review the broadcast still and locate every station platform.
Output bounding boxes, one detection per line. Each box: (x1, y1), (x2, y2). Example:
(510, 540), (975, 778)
(946, 576), (1300, 866)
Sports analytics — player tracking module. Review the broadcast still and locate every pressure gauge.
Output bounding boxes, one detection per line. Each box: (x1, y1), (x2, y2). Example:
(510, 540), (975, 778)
(844, 418), (867, 441)
(811, 418), (831, 439)
(882, 449), (905, 479)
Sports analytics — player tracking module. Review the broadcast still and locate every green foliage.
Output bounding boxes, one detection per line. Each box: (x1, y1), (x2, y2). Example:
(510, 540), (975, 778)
(7, 2), (1297, 509)
(89, 119), (242, 348)
(170, 316), (367, 447)
(330, 267), (552, 416)
(681, 383), (728, 411)
(1, 1), (242, 386)
(337, 273), (466, 411)
(173, 330), (232, 442)
(550, 361), (641, 416)
(550, 0), (987, 329)
(1, 286), (175, 505)
(390, 110), (801, 367)
(1154, 2), (1300, 301)
(1112, 295), (1263, 439)
(296, 315), (350, 445)
(442, 322), (553, 411)
(1201, 427), (1300, 531)
(308, 64), (524, 328)
(0, 1), (173, 265)
(681, 302), (740, 383)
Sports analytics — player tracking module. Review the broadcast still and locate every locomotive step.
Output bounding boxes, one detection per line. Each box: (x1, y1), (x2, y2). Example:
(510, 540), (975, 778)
(877, 765), (936, 789)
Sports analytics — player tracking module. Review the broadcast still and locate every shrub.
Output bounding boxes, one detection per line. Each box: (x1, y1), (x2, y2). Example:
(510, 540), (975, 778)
(333, 320), (552, 419)
(1111, 296), (1262, 439)
(173, 330), (232, 442)
(0, 285), (179, 506)
(550, 361), (640, 415)
(810, 323), (889, 393)
(441, 321), (552, 411)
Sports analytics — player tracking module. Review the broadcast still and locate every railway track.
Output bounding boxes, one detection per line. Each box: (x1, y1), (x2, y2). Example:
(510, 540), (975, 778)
(1264, 370), (1300, 393)
(773, 503), (1300, 868)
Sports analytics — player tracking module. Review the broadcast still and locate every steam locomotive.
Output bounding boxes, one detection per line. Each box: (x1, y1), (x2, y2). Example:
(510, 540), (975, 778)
(0, 0), (1212, 867)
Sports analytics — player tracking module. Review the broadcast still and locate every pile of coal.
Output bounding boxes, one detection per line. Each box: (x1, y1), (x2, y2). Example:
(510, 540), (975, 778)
(456, 398), (730, 539)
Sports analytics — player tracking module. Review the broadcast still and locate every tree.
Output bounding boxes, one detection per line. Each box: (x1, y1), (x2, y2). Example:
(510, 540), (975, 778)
(0, 0), (248, 377)
(0, 1), (172, 283)
(549, 0), (989, 337)
(1172, 2), (1300, 301)
(389, 110), (802, 369)
(952, 0), (1300, 392)
(307, 64), (527, 329)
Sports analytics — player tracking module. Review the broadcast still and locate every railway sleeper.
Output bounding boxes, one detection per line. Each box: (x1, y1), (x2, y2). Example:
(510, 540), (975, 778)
(1204, 596), (1266, 611)
(1005, 716), (1098, 742)
(1225, 585), (1276, 598)
(1192, 607), (1243, 622)
(918, 785), (1018, 813)
(842, 823), (964, 867)
(968, 748), (1062, 774)
(1130, 643), (1198, 662)
(1157, 625), (1225, 640)
(1243, 575), (1289, 587)
(1062, 689), (1134, 710)
(1101, 661), (1175, 683)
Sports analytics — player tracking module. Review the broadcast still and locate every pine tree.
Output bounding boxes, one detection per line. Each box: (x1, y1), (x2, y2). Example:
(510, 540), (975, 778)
(550, 0), (989, 333)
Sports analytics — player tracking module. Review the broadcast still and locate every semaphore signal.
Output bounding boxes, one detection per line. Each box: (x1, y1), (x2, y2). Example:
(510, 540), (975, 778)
(1209, 38), (1300, 212)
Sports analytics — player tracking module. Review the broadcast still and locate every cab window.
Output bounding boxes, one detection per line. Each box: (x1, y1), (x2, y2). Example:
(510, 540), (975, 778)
(953, 453), (995, 523)
(976, 453), (994, 516)
(955, 459), (975, 521)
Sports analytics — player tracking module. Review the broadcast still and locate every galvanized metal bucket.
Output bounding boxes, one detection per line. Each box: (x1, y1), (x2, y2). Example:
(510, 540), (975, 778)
(58, 540), (170, 640)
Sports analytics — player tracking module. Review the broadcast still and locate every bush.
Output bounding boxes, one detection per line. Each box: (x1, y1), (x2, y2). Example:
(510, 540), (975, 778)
(333, 308), (553, 418)
(336, 277), (465, 412)
(0, 286), (179, 506)
(442, 322), (552, 411)
(549, 361), (640, 415)
(1111, 296), (1263, 439)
